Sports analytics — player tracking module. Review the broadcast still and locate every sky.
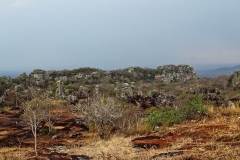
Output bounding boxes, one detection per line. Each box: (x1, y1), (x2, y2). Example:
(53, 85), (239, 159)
(0, 0), (240, 72)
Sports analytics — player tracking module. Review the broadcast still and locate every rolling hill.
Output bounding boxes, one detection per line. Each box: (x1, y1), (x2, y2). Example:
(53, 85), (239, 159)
(196, 65), (240, 77)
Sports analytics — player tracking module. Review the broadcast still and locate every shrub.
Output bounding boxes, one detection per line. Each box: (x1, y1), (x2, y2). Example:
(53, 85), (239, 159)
(81, 96), (125, 139)
(146, 95), (207, 129)
(41, 128), (49, 135)
(65, 84), (78, 91)
(147, 108), (184, 128)
(116, 106), (152, 136)
(180, 95), (207, 120)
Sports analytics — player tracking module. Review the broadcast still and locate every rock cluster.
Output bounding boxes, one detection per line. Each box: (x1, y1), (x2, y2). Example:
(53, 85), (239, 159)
(0, 65), (196, 107)
(156, 64), (196, 82)
(187, 86), (222, 105)
(229, 70), (240, 89)
(0, 65), (196, 94)
(126, 91), (176, 109)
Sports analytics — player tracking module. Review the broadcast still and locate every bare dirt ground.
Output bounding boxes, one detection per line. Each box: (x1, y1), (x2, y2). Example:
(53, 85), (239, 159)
(1, 106), (240, 159)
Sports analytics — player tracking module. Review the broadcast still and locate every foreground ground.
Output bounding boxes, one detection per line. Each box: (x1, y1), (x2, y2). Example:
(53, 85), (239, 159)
(1, 105), (240, 159)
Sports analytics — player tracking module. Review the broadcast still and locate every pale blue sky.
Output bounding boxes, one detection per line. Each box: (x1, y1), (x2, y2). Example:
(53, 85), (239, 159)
(0, 0), (240, 72)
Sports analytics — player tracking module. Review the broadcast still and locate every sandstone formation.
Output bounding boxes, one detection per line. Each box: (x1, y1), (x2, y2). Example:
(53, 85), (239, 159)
(1, 65), (196, 90)
(229, 70), (240, 89)
(156, 64), (196, 82)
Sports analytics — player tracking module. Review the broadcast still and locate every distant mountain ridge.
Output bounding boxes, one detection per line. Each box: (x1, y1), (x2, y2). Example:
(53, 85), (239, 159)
(196, 65), (240, 77)
(0, 71), (25, 78)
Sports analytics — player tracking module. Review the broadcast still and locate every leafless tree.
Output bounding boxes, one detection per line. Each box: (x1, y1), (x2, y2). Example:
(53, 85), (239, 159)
(45, 99), (64, 134)
(21, 98), (47, 157)
(81, 96), (124, 139)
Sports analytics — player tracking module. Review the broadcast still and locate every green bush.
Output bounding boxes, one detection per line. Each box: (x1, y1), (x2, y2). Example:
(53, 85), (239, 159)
(65, 84), (78, 91)
(146, 96), (207, 129)
(147, 108), (184, 128)
(180, 95), (207, 120)
(41, 128), (49, 135)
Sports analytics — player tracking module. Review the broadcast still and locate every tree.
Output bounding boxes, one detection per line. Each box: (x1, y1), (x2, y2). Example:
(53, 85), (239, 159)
(44, 99), (64, 134)
(81, 96), (124, 139)
(21, 98), (47, 157)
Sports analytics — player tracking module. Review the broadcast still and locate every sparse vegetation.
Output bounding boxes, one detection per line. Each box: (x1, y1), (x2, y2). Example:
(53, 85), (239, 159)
(1, 67), (240, 159)
(147, 95), (207, 129)
(81, 96), (126, 139)
(20, 98), (47, 157)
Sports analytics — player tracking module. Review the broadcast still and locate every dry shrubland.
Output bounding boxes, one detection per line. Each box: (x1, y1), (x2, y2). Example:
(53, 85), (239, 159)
(1, 75), (240, 159)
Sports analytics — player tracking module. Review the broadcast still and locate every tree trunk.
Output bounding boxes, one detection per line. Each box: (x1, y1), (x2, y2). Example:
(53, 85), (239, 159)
(34, 114), (38, 157)
(100, 121), (104, 140)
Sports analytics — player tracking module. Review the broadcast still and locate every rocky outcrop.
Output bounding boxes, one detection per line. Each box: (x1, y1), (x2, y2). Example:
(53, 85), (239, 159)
(1, 65), (196, 91)
(126, 91), (176, 109)
(27, 68), (104, 87)
(229, 70), (240, 89)
(156, 64), (196, 82)
(109, 64), (196, 83)
(0, 65), (196, 106)
(0, 76), (12, 95)
(154, 92), (176, 108)
(187, 86), (222, 105)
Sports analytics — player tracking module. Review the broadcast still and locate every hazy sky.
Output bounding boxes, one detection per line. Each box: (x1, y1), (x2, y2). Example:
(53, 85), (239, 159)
(0, 0), (240, 71)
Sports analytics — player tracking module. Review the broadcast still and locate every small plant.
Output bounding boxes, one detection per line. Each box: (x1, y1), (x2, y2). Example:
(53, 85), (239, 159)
(146, 95), (207, 129)
(180, 95), (207, 120)
(41, 128), (49, 135)
(0, 106), (8, 112)
(65, 84), (78, 91)
(147, 108), (183, 128)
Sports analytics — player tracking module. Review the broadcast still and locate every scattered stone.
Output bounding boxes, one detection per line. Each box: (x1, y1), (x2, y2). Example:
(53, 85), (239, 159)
(50, 146), (69, 153)
(52, 134), (60, 139)
(69, 131), (82, 138)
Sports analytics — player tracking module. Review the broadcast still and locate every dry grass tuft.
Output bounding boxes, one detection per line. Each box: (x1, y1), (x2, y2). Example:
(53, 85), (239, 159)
(2, 104), (240, 159)
(66, 105), (240, 159)
(0, 147), (34, 160)
(67, 135), (165, 159)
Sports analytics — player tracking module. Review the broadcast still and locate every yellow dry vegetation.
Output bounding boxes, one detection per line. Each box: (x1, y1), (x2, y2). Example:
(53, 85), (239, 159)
(1, 105), (240, 159)
(0, 147), (34, 160)
(66, 106), (240, 159)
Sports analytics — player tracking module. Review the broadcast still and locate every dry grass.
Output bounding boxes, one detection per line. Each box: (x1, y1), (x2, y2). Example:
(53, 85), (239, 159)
(1, 105), (240, 159)
(67, 135), (163, 159)
(66, 105), (240, 159)
(0, 147), (34, 160)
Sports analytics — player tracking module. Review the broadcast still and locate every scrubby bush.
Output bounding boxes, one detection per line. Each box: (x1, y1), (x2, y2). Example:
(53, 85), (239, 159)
(81, 96), (126, 139)
(65, 84), (78, 93)
(116, 105), (152, 136)
(147, 108), (183, 128)
(146, 95), (207, 129)
(180, 95), (207, 120)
